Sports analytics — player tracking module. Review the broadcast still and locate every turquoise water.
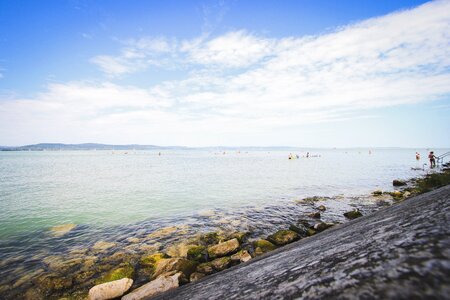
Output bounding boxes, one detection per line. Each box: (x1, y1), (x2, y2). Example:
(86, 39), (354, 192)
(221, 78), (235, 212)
(0, 148), (442, 239)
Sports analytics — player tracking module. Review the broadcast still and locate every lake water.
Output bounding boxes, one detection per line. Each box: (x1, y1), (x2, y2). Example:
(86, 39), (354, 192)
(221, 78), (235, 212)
(0, 148), (447, 298)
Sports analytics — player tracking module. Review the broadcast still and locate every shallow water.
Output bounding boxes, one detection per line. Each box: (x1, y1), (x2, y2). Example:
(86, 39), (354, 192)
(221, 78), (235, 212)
(0, 148), (447, 298)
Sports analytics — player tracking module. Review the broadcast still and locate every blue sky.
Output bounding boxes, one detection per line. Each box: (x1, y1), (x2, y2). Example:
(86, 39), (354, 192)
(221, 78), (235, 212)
(0, 0), (449, 147)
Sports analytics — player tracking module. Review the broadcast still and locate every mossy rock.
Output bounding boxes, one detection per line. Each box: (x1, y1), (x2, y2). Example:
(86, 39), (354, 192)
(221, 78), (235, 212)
(140, 252), (169, 266)
(196, 262), (214, 275)
(372, 190), (383, 196)
(390, 191), (403, 200)
(314, 222), (334, 232)
(289, 224), (309, 238)
(253, 239), (276, 256)
(153, 258), (197, 279)
(33, 273), (73, 295)
(186, 246), (207, 262)
(267, 230), (299, 246)
(207, 238), (240, 258)
(308, 212), (321, 219)
(198, 232), (220, 246)
(343, 209), (363, 220)
(393, 179), (407, 186)
(96, 263), (135, 284)
(307, 228), (316, 236)
(211, 257), (232, 271)
(228, 232), (247, 243)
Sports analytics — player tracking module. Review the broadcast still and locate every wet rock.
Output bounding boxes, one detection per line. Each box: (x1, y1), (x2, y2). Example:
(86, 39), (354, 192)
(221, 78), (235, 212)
(153, 258), (197, 279)
(317, 205), (326, 211)
(297, 219), (315, 229)
(198, 209), (215, 217)
(166, 242), (196, 258)
(197, 232), (220, 246)
(196, 262), (214, 275)
(343, 209), (363, 220)
(97, 263), (135, 284)
(403, 191), (411, 198)
(121, 272), (181, 300)
(308, 212), (321, 219)
(190, 272), (206, 282)
(43, 255), (83, 272)
(307, 228), (316, 236)
(289, 224), (310, 238)
(147, 226), (178, 239)
(88, 278), (133, 300)
(138, 243), (162, 253)
(34, 273), (73, 294)
(253, 239), (276, 256)
(207, 238), (240, 258)
(13, 268), (45, 288)
(126, 237), (140, 243)
(390, 190), (404, 200)
(230, 250), (252, 263)
(228, 232), (247, 243)
(372, 190), (383, 196)
(92, 241), (116, 252)
(74, 270), (96, 284)
(140, 253), (169, 268)
(267, 230), (299, 246)
(211, 257), (232, 271)
(393, 179), (407, 186)
(186, 245), (207, 262)
(49, 223), (77, 237)
(314, 222), (334, 232)
(24, 287), (44, 300)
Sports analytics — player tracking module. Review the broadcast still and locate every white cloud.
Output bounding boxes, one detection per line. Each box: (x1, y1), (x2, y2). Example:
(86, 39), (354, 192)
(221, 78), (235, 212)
(2, 0), (450, 146)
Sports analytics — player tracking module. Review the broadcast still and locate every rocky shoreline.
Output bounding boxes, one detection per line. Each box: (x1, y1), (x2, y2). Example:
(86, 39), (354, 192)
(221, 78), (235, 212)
(1, 164), (449, 299)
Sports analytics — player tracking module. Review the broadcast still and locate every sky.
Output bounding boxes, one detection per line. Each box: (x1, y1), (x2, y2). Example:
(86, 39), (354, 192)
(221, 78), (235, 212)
(0, 0), (449, 147)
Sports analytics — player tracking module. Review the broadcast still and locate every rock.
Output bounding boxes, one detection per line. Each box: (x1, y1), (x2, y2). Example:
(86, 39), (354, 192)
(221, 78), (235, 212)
(228, 232), (247, 243)
(74, 270), (96, 284)
(307, 228), (316, 236)
(166, 243), (196, 258)
(189, 272), (206, 282)
(372, 190), (383, 196)
(253, 240), (276, 256)
(289, 224), (310, 238)
(317, 205), (326, 211)
(147, 226), (178, 239)
(140, 253), (169, 268)
(97, 263), (135, 284)
(43, 255), (83, 272)
(207, 238), (240, 258)
(390, 190), (404, 199)
(121, 272), (181, 300)
(211, 257), (232, 271)
(153, 258), (197, 279)
(267, 230), (299, 246)
(297, 219), (315, 228)
(34, 273), (73, 294)
(92, 241), (116, 252)
(88, 278), (133, 300)
(13, 268), (45, 288)
(198, 209), (215, 217)
(393, 179), (407, 186)
(403, 191), (411, 198)
(308, 212), (321, 219)
(49, 224), (77, 237)
(126, 237), (140, 243)
(186, 246), (207, 262)
(343, 209), (363, 220)
(230, 250), (252, 263)
(314, 222), (334, 232)
(196, 262), (214, 275)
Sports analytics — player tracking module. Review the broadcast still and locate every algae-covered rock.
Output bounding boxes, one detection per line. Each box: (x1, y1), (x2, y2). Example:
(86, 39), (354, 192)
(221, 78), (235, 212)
(230, 250), (252, 263)
(196, 262), (214, 275)
(198, 232), (220, 246)
(317, 205), (326, 211)
(153, 258), (197, 279)
(289, 224), (309, 238)
(140, 252), (169, 267)
(190, 272), (206, 282)
(393, 179), (407, 186)
(211, 257), (232, 271)
(34, 273), (73, 293)
(92, 241), (116, 252)
(267, 230), (299, 246)
(343, 209), (363, 220)
(314, 222), (334, 232)
(49, 223), (77, 237)
(228, 232), (247, 243)
(307, 228), (316, 236)
(253, 239), (276, 256)
(308, 212), (321, 219)
(121, 272), (181, 300)
(186, 246), (207, 262)
(166, 242), (197, 258)
(96, 263), (134, 284)
(88, 278), (133, 300)
(372, 190), (383, 196)
(207, 238), (240, 258)
(390, 191), (404, 200)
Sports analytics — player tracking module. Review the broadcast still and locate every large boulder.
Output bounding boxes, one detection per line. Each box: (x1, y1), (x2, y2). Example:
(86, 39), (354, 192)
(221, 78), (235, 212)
(153, 258), (197, 279)
(121, 272), (181, 300)
(207, 238), (240, 258)
(88, 278), (133, 300)
(267, 230), (299, 246)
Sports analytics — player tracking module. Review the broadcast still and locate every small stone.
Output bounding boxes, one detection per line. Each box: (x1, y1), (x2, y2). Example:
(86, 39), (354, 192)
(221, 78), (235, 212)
(308, 212), (321, 219)
(372, 190), (383, 196)
(317, 205), (326, 211)
(344, 209), (363, 219)
(253, 240), (276, 256)
(121, 272), (181, 300)
(390, 190), (404, 199)
(207, 238), (240, 258)
(230, 250), (252, 263)
(49, 223), (77, 237)
(314, 222), (334, 232)
(393, 179), (407, 186)
(153, 258), (197, 279)
(403, 191), (411, 198)
(88, 278), (133, 300)
(267, 230), (299, 246)
(189, 272), (206, 282)
(211, 257), (231, 271)
(196, 262), (214, 274)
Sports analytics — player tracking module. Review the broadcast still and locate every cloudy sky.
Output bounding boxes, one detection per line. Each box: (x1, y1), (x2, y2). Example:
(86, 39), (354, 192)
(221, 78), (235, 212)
(0, 0), (449, 147)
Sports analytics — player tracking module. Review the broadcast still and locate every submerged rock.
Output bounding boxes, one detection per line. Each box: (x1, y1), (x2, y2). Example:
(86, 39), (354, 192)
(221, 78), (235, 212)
(88, 278), (133, 300)
(343, 209), (363, 220)
(393, 179), (407, 186)
(166, 243), (196, 258)
(190, 272), (206, 282)
(230, 250), (252, 263)
(140, 253), (168, 268)
(49, 223), (77, 237)
(253, 239), (276, 256)
(207, 238), (240, 258)
(147, 226), (179, 239)
(372, 190), (383, 196)
(197, 232), (220, 246)
(186, 246), (207, 262)
(211, 257), (232, 271)
(308, 212), (321, 219)
(92, 241), (116, 252)
(317, 205), (326, 211)
(34, 273), (73, 294)
(121, 272), (181, 300)
(96, 263), (135, 284)
(267, 230), (299, 246)
(153, 258), (197, 279)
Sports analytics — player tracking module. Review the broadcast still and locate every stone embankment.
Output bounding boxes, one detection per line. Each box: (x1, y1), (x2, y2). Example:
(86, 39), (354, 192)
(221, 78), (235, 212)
(150, 185), (450, 299)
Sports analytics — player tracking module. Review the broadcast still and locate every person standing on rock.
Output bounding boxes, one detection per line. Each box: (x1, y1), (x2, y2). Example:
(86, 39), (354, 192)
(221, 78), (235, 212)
(428, 151), (436, 168)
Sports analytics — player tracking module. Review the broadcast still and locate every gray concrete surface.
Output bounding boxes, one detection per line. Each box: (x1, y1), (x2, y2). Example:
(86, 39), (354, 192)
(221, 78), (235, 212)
(151, 185), (450, 300)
